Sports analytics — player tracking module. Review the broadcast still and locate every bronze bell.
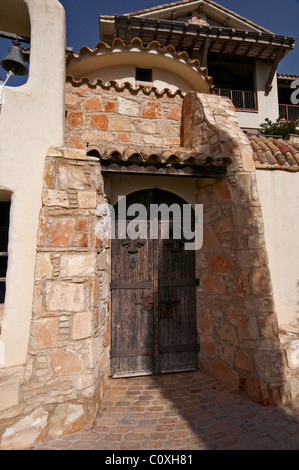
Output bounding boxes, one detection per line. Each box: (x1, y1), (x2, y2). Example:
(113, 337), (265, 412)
(1, 40), (28, 76)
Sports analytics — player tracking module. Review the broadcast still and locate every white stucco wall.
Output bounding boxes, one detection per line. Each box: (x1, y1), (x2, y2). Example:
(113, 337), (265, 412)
(256, 170), (299, 325)
(0, 0), (66, 367)
(105, 174), (196, 208)
(66, 47), (210, 95)
(87, 65), (201, 94)
(236, 61), (279, 131)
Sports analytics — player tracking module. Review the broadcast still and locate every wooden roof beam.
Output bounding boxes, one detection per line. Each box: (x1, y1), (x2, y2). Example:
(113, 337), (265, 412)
(228, 42), (241, 61)
(265, 47), (284, 95)
(217, 41), (229, 59)
(188, 35), (199, 56)
(177, 23), (188, 49)
(201, 38), (211, 67)
(240, 44), (255, 62)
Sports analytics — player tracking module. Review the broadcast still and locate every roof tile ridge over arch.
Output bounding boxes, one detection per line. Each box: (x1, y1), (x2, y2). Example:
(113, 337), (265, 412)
(66, 37), (214, 92)
(65, 75), (187, 98)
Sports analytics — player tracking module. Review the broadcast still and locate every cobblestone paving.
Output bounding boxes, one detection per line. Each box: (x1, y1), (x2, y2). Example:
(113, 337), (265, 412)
(33, 371), (299, 450)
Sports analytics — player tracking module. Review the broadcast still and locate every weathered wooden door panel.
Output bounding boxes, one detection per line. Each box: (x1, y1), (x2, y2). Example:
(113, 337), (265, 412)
(111, 214), (154, 377)
(111, 189), (197, 377)
(158, 214), (197, 373)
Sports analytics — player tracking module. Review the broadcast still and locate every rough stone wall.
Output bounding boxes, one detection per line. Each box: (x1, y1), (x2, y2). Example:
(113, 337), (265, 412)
(65, 78), (184, 152)
(0, 147), (111, 449)
(183, 91), (291, 405)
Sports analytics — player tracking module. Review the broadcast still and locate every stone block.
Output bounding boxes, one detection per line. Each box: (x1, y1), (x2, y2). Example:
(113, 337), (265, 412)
(198, 311), (213, 335)
(241, 146), (256, 171)
(32, 285), (43, 316)
(45, 281), (86, 312)
(210, 359), (239, 390)
(82, 96), (102, 112)
(48, 349), (83, 376)
(90, 113), (109, 130)
(218, 323), (239, 345)
(246, 376), (269, 405)
(0, 383), (19, 411)
(141, 101), (164, 119)
(67, 111), (84, 128)
(285, 340), (299, 369)
(213, 218), (231, 234)
(48, 403), (84, 439)
(47, 218), (76, 246)
(208, 254), (234, 271)
(112, 115), (133, 132)
(1, 408), (48, 450)
(64, 149), (87, 160)
(76, 217), (88, 231)
(104, 100), (116, 112)
(214, 182), (232, 201)
(58, 164), (90, 190)
(31, 318), (59, 349)
(238, 317), (259, 340)
(42, 189), (69, 208)
(65, 130), (84, 149)
(43, 160), (56, 188)
(74, 233), (88, 247)
(202, 226), (220, 249)
(203, 271), (224, 294)
(117, 132), (130, 142)
(76, 373), (93, 391)
(118, 97), (140, 116)
(251, 268), (265, 296)
(35, 253), (53, 280)
(157, 119), (177, 136)
(87, 277), (101, 309)
(71, 311), (93, 340)
(234, 350), (254, 372)
(167, 103), (182, 121)
(78, 190), (97, 208)
(136, 120), (157, 134)
(236, 269), (251, 297)
(200, 335), (217, 356)
(60, 253), (96, 278)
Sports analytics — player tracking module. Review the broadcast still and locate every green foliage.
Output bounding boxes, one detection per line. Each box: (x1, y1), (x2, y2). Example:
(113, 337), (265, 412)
(258, 117), (299, 138)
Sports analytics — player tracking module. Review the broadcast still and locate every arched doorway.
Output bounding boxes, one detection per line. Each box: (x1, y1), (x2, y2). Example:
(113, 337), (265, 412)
(110, 189), (198, 377)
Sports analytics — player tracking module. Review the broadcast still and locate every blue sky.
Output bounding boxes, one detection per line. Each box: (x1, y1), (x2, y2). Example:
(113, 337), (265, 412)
(59, 0), (299, 74)
(1, 0), (298, 87)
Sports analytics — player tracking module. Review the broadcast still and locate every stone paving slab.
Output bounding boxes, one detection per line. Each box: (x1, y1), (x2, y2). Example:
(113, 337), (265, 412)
(33, 371), (299, 450)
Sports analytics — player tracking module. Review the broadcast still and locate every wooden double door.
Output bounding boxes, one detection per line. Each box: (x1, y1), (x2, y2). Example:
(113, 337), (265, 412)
(110, 189), (197, 377)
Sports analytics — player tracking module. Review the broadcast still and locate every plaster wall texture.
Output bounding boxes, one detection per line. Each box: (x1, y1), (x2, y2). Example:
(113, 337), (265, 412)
(256, 170), (299, 325)
(0, 0), (66, 367)
(84, 65), (201, 94)
(236, 61), (279, 130)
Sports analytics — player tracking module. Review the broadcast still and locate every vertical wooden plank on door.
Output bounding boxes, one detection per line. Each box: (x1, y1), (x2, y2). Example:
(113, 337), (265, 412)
(157, 190), (197, 374)
(110, 206), (154, 377)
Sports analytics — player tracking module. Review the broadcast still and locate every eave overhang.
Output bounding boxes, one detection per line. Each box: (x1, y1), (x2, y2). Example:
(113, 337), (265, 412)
(101, 15), (296, 64)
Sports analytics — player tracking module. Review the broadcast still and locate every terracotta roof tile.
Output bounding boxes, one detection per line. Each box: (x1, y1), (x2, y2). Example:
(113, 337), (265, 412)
(248, 135), (299, 171)
(277, 74), (299, 80)
(124, 0), (272, 33)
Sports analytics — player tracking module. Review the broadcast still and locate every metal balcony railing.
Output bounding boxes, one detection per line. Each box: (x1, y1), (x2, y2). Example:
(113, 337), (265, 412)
(214, 88), (257, 111)
(279, 104), (299, 122)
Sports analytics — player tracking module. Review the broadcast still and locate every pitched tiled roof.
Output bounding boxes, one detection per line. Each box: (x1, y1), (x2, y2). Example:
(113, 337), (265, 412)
(123, 0), (272, 34)
(277, 74), (299, 80)
(248, 135), (299, 171)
